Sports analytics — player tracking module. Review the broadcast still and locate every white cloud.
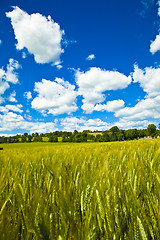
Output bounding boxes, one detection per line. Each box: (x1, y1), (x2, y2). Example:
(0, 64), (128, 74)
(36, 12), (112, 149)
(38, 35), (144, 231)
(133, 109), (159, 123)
(25, 121), (57, 134)
(0, 106), (8, 114)
(31, 78), (78, 115)
(76, 67), (131, 113)
(6, 6), (64, 65)
(24, 114), (32, 121)
(60, 117), (109, 131)
(0, 59), (20, 104)
(0, 112), (24, 132)
(0, 69), (9, 100)
(6, 104), (23, 113)
(158, 0), (160, 16)
(22, 52), (27, 59)
(0, 40), (2, 45)
(0, 104), (23, 114)
(149, 1), (160, 54)
(0, 111), (57, 133)
(109, 65), (160, 124)
(94, 100), (125, 112)
(132, 65), (160, 97)
(150, 34), (160, 54)
(60, 117), (85, 131)
(86, 54), (95, 61)
(115, 119), (150, 129)
(24, 91), (32, 100)
(5, 59), (20, 84)
(115, 96), (160, 121)
(56, 64), (63, 70)
(8, 91), (17, 102)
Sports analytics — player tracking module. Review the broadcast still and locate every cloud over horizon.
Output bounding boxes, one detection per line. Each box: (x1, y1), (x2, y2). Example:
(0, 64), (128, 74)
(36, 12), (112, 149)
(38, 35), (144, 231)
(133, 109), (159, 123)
(31, 78), (78, 115)
(76, 67), (132, 113)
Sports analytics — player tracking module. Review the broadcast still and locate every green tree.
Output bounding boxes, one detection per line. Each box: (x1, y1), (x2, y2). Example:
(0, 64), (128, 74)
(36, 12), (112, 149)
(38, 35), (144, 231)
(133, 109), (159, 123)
(117, 131), (124, 141)
(33, 136), (43, 142)
(74, 133), (82, 142)
(147, 124), (156, 137)
(109, 126), (119, 133)
(81, 132), (87, 142)
(102, 131), (110, 142)
(95, 134), (103, 142)
(49, 136), (58, 142)
(27, 135), (32, 142)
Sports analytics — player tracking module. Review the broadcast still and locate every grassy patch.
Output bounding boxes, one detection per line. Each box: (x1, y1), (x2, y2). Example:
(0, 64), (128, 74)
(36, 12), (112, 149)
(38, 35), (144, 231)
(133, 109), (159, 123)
(0, 140), (160, 239)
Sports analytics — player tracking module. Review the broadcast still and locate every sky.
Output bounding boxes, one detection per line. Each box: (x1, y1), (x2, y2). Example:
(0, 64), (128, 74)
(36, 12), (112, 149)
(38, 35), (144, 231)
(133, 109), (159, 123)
(0, 0), (160, 135)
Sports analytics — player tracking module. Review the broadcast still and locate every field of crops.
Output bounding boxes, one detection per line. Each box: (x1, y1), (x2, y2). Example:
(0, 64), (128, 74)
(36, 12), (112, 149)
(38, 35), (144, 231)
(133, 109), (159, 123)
(0, 140), (160, 239)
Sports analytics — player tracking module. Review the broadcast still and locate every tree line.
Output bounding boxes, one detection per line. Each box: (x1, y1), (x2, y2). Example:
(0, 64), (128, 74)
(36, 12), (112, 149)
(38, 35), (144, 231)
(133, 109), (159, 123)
(0, 123), (160, 144)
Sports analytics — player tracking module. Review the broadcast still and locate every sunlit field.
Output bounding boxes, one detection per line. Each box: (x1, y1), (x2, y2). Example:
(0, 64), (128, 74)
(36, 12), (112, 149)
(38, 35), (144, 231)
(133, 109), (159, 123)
(0, 140), (160, 239)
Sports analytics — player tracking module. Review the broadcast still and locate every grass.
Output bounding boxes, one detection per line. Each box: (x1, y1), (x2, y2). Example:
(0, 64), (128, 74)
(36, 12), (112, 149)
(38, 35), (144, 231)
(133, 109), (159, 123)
(0, 139), (160, 239)
(88, 132), (102, 136)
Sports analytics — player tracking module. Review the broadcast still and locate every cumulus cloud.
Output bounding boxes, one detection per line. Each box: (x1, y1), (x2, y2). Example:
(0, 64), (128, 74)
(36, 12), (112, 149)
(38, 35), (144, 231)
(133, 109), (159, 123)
(158, 0), (160, 16)
(0, 104), (23, 114)
(79, 65), (160, 126)
(150, 34), (160, 54)
(76, 67), (131, 113)
(0, 111), (57, 133)
(133, 65), (160, 97)
(24, 91), (32, 100)
(115, 96), (160, 121)
(111, 65), (160, 123)
(25, 121), (57, 134)
(0, 69), (9, 98)
(149, 1), (160, 54)
(94, 100), (125, 112)
(5, 59), (20, 84)
(0, 106), (8, 114)
(60, 117), (109, 131)
(0, 59), (20, 104)
(86, 54), (95, 61)
(6, 104), (23, 113)
(6, 6), (64, 65)
(31, 78), (78, 115)
(8, 91), (17, 102)
(0, 112), (24, 132)
(22, 52), (27, 59)
(115, 119), (150, 129)
(56, 64), (63, 70)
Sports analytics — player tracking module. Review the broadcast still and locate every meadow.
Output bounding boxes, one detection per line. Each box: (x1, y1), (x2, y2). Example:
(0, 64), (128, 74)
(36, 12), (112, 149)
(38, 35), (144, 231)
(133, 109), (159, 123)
(0, 140), (160, 239)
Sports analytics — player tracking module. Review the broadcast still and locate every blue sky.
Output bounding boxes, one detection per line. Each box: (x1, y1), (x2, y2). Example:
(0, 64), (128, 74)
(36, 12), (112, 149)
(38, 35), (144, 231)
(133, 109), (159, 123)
(0, 0), (160, 135)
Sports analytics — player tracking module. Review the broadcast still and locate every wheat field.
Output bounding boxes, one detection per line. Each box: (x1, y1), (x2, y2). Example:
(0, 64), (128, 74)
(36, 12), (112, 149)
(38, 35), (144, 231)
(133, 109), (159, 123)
(0, 140), (160, 239)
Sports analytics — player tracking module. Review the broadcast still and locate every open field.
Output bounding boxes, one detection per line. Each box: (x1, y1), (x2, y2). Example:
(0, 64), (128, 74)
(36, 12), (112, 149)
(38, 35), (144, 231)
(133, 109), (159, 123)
(0, 140), (160, 239)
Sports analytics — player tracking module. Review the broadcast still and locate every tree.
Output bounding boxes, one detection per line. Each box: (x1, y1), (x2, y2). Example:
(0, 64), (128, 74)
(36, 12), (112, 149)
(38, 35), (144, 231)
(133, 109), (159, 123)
(21, 136), (26, 143)
(109, 132), (117, 142)
(109, 126), (119, 133)
(33, 136), (43, 142)
(87, 134), (95, 142)
(81, 132), (87, 142)
(95, 134), (103, 142)
(117, 131), (124, 141)
(49, 136), (58, 142)
(137, 129), (146, 139)
(27, 135), (32, 142)
(74, 133), (82, 142)
(102, 131), (110, 142)
(147, 124), (156, 137)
